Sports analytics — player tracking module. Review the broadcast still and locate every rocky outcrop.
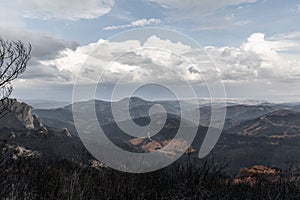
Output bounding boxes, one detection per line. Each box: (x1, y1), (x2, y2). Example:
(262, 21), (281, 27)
(10, 99), (34, 129)
(0, 99), (45, 130)
(61, 128), (72, 138)
(0, 99), (91, 165)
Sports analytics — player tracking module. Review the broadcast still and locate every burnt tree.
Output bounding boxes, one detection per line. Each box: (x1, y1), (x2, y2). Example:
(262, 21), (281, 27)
(0, 38), (31, 117)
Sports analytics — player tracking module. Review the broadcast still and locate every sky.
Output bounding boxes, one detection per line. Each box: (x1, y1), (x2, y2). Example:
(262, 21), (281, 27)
(0, 0), (300, 103)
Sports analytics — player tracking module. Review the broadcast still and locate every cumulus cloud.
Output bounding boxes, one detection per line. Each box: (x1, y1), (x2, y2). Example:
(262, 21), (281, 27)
(38, 32), (300, 88)
(3, 0), (114, 20)
(10, 31), (300, 101)
(104, 18), (162, 30)
(223, 33), (300, 82)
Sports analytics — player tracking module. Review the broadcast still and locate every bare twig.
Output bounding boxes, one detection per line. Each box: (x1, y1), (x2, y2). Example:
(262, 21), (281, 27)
(0, 38), (31, 117)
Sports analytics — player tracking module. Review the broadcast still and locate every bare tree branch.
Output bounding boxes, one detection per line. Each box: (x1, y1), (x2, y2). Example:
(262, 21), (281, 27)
(0, 38), (31, 117)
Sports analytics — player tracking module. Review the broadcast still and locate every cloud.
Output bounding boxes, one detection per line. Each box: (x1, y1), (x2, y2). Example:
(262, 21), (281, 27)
(201, 32), (300, 86)
(234, 20), (252, 26)
(3, 0), (115, 21)
(225, 14), (235, 21)
(242, 32), (300, 54)
(104, 18), (162, 30)
(37, 32), (300, 88)
(195, 12), (251, 31)
(20, 62), (72, 82)
(197, 25), (225, 31)
(11, 31), (300, 101)
(270, 31), (300, 40)
(0, 1), (86, 98)
(0, 27), (79, 89)
(0, 27), (79, 60)
(197, 18), (251, 31)
(145, 0), (257, 17)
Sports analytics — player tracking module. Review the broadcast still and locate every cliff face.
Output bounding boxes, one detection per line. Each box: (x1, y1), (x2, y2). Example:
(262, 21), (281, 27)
(10, 99), (34, 129)
(0, 99), (40, 129)
(0, 99), (87, 163)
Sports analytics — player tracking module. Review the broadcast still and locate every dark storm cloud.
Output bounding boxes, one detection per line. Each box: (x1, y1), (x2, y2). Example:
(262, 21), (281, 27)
(19, 61), (72, 82)
(0, 28), (79, 60)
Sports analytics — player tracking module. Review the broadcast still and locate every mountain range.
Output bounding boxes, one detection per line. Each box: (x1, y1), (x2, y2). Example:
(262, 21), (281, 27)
(1, 98), (300, 174)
